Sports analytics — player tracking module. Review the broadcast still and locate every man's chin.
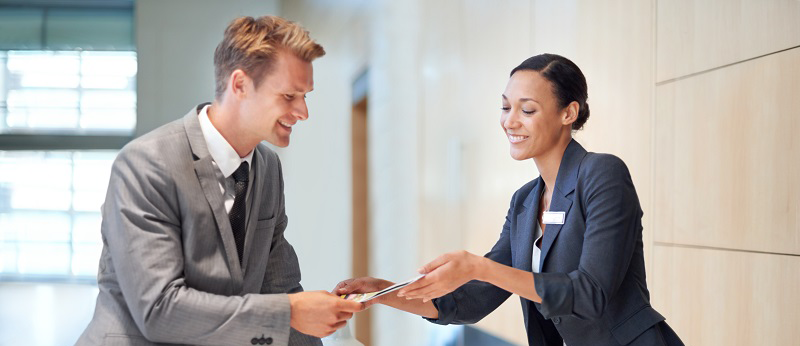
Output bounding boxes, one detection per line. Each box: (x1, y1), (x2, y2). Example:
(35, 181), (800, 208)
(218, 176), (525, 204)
(263, 136), (290, 148)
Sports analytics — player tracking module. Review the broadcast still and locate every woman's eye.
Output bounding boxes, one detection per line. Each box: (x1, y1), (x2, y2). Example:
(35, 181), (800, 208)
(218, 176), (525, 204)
(522, 110), (535, 115)
(284, 94), (294, 100)
(501, 107), (510, 111)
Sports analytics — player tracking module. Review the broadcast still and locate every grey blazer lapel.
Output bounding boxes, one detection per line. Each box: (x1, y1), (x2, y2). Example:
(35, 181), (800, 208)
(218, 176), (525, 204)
(242, 148), (272, 293)
(183, 109), (245, 288)
(538, 139), (587, 272)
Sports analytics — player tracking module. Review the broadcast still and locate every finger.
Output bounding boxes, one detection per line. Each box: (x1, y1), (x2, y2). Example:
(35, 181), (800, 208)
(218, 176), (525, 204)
(336, 311), (354, 321)
(332, 279), (353, 293)
(341, 279), (369, 294)
(399, 278), (435, 297)
(404, 283), (441, 300)
(337, 299), (365, 313)
(331, 320), (348, 331)
(418, 253), (451, 274)
(397, 276), (433, 296)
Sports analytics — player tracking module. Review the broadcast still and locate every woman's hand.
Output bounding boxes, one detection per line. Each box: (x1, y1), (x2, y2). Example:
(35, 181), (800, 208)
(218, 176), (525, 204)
(397, 250), (487, 302)
(333, 277), (395, 309)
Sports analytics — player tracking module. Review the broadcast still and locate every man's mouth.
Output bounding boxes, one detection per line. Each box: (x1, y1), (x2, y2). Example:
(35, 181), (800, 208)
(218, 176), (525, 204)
(278, 120), (293, 129)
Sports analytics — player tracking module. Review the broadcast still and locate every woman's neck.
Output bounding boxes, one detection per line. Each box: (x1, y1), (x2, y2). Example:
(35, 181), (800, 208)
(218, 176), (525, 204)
(533, 137), (572, 192)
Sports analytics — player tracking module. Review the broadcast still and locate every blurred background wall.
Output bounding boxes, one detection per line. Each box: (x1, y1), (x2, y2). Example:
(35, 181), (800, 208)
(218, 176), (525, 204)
(0, 0), (798, 345)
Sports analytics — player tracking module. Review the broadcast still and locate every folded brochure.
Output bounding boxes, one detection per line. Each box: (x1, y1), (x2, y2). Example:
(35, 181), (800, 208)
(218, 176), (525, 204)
(340, 275), (425, 303)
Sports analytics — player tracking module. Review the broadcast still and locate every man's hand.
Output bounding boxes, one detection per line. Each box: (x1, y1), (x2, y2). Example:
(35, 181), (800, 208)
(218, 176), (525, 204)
(288, 291), (363, 338)
(332, 277), (394, 308)
(397, 250), (486, 302)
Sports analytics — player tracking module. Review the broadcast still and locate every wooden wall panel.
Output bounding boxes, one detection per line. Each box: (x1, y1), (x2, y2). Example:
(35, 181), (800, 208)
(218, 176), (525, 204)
(657, 0), (800, 82)
(652, 245), (800, 345)
(529, 0), (656, 282)
(655, 48), (800, 255)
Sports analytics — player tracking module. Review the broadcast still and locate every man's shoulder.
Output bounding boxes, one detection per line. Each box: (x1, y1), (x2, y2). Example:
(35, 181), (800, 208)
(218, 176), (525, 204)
(254, 142), (280, 166)
(118, 117), (188, 166)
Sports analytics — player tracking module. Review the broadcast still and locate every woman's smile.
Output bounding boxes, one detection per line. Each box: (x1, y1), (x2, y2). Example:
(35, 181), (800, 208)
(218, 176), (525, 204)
(507, 133), (529, 143)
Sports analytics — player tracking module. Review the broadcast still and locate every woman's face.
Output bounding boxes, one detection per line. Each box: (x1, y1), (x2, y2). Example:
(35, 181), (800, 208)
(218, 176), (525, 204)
(500, 70), (568, 161)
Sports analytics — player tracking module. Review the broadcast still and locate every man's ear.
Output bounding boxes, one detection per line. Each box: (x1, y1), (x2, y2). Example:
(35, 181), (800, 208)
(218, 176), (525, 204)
(228, 69), (251, 100)
(562, 101), (579, 126)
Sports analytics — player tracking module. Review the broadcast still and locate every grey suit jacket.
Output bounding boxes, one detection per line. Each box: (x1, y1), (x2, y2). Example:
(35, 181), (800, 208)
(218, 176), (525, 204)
(78, 105), (321, 346)
(427, 140), (684, 346)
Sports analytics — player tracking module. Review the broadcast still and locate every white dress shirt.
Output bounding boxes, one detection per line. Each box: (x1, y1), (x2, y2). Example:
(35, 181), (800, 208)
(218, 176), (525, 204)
(533, 193), (568, 346)
(197, 104), (254, 216)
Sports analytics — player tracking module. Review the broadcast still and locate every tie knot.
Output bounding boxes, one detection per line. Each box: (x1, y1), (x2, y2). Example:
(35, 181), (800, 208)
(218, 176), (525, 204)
(232, 161), (249, 183)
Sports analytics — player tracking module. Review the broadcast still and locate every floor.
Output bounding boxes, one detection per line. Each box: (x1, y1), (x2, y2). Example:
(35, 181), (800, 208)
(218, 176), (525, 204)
(0, 282), (98, 346)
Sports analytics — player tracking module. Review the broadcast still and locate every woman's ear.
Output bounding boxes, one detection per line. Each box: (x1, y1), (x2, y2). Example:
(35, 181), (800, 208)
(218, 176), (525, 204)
(562, 101), (579, 126)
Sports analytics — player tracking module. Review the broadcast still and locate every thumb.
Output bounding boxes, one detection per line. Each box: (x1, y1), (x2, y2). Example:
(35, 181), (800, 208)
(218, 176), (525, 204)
(418, 254), (450, 274)
(338, 299), (365, 313)
(334, 279), (361, 294)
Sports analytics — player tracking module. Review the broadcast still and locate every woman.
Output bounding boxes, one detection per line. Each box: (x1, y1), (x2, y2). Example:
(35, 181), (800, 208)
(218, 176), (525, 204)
(335, 54), (683, 346)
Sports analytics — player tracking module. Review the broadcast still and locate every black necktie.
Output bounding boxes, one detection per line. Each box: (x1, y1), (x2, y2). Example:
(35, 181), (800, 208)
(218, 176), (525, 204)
(229, 161), (249, 266)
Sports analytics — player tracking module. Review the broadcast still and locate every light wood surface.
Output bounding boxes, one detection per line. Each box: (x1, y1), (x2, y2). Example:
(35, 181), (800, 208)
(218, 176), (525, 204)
(351, 98), (372, 345)
(655, 47), (800, 255)
(652, 244), (800, 345)
(280, 0), (800, 344)
(657, 0), (800, 82)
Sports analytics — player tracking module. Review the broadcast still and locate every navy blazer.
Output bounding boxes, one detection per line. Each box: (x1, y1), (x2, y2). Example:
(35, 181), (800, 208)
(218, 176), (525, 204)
(427, 140), (683, 346)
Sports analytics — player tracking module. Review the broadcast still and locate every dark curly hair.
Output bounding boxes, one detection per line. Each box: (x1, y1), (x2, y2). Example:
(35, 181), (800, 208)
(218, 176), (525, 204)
(510, 53), (589, 130)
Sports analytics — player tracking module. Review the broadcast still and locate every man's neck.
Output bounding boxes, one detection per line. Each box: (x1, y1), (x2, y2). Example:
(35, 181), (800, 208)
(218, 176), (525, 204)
(206, 102), (256, 158)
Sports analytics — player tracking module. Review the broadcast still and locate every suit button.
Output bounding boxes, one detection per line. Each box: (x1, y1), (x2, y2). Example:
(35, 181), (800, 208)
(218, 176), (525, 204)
(251, 337), (259, 345)
(553, 317), (561, 324)
(265, 337), (273, 345)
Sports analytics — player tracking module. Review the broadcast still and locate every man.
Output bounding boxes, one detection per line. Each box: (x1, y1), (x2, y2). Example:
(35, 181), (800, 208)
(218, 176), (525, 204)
(78, 16), (361, 345)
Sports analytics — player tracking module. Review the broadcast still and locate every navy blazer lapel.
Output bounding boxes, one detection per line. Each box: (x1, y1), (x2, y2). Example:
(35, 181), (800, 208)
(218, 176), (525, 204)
(515, 178), (544, 272)
(184, 107), (245, 288)
(538, 139), (587, 272)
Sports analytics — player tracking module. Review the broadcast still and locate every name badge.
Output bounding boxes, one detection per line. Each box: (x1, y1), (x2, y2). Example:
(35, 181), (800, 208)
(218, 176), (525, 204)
(542, 211), (565, 225)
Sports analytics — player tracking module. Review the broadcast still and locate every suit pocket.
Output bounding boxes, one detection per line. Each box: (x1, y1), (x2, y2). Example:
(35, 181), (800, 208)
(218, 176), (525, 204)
(103, 334), (152, 346)
(256, 216), (277, 230)
(610, 305), (666, 345)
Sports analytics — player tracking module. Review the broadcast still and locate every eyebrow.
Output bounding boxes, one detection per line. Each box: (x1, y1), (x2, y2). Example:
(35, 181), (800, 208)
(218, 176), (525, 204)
(501, 94), (540, 104)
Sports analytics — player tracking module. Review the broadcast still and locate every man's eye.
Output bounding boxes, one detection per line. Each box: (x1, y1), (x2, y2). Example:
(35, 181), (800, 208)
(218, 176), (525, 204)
(284, 94), (294, 100)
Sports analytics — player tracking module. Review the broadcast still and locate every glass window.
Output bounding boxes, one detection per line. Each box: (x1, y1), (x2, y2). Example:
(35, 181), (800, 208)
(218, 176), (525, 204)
(0, 51), (137, 135)
(0, 4), (134, 283)
(0, 150), (116, 280)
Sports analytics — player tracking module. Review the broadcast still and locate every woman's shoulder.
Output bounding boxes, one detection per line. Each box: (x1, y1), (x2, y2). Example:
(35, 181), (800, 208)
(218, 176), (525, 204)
(579, 151), (633, 184)
(509, 177), (540, 207)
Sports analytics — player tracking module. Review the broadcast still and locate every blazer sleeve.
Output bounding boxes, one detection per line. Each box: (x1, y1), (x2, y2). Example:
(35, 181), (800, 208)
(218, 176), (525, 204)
(259, 154), (322, 345)
(102, 143), (292, 345)
(423, 191), (518, 325)
(532, 155), (641, 320)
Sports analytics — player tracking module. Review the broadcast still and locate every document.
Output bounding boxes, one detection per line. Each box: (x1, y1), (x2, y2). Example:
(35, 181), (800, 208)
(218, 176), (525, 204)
(340, 275), (425, 303)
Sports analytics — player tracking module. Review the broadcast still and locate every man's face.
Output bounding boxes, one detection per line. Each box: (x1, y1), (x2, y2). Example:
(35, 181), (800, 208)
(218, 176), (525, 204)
(239, 50), (314, 148)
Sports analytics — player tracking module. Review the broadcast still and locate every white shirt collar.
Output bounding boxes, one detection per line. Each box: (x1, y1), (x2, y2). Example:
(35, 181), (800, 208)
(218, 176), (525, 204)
(197, 104), (254, 178)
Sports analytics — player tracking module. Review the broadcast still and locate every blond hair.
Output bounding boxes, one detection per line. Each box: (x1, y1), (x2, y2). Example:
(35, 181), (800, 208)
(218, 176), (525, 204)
(213, 16), (325, 99)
